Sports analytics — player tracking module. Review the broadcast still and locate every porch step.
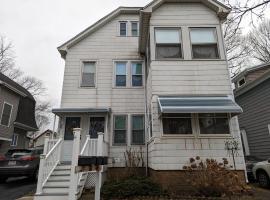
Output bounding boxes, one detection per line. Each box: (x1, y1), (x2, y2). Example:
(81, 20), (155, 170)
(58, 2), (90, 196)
(43, 186), (69, 193)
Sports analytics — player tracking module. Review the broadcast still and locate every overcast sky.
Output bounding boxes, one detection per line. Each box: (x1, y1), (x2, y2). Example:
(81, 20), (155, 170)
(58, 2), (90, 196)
(0, 0), (151, 108)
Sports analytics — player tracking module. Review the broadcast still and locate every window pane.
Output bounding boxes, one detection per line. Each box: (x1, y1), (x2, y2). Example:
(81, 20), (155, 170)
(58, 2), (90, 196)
(116, 75), (126, 86)
(199, 114), (229, 134)
(1, 103), (12, 126)
(132, 116), (144, 130)
(156, 44), (182, 59)
(115, 116), (126, 129)
(163, 115), (192, 134)
(120, 22), (127, 36)
(190, 28), (216, 44)
(192, 44), (219, 59)
(155, 29), (180, 44)
(81, 73), (95, 87)
(132, 63), (142, 75)
(131, 22), (138, 36)
(114, 130), (126, 144)
(132, 130), (144, 144)
(132, 75), (142, 86)
(116, 62), (126, 75)
(83, 62), (95, 73)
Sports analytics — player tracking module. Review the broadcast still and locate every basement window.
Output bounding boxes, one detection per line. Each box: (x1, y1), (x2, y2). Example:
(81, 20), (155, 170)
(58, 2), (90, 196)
(238, 78), (246, 87)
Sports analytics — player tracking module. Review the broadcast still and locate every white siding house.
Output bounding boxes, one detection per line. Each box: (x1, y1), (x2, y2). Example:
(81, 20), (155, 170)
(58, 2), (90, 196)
(34, 0), (246, 199)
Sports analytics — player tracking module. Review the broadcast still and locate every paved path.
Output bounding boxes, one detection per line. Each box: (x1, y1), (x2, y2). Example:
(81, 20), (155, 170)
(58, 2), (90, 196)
(0, 177), (36, 200)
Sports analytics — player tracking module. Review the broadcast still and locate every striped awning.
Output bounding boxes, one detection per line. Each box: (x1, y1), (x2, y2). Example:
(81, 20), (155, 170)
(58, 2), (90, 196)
(158, 96), (242, 115)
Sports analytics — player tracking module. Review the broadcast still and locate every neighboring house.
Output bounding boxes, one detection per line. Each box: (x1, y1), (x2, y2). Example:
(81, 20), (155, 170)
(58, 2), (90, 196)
(35, 0), (246, 198)
(31, 129), (56, 147)
(232, 63), (270, 159)
(0, 73), (38, 153)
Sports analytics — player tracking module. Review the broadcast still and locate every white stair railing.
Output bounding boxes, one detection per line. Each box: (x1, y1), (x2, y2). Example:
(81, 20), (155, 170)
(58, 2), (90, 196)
(36, 136), (63, 194)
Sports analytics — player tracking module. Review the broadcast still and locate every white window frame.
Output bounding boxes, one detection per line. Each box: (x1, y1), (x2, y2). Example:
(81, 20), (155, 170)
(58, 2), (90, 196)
(131, 114), (145, 145)
(189, 27), (220, 60)
(154, 27), (183, 60)
(114, 61), (128, 87)
(80, 60), (97, 88)
(130, 61), (144, 88)
(0, 102), (13, 127)
(113, 114), (128, 146)
(131, 21), (139, 37)
(10, 134), (18, 147)
(119, 21), (128, 37)
(237, 77), (246, 88)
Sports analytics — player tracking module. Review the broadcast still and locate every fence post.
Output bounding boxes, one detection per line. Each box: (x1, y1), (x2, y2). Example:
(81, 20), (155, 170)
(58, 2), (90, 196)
(36, 136), (49, 194)
(95, 132), (104, 200)
(68, 128), (81, 200)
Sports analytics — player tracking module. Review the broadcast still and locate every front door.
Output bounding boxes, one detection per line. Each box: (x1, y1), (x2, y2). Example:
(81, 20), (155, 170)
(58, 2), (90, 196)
(89, 117), (105, 138)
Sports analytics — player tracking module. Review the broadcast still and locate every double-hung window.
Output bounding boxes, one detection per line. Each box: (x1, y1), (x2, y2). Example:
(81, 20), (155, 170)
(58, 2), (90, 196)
(162, 114), (192, 135)
(131, 62), (143, 86)
(0, 102), (12, 127)
(115, 62), (127, 87)
(113, 115), (127, 145)
(190, 28), (219, 59)
(119, 21), (127, 36)
(131, 22), (139, 36)
(198, 113), (230, 134)
(155, 28), (182, 59)
(81, 62), (96, 87)
(131, 115), (145, 145)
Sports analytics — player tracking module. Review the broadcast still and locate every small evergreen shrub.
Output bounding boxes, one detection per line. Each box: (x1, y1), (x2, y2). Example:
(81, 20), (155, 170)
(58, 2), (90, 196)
(101, 176), (166, 199)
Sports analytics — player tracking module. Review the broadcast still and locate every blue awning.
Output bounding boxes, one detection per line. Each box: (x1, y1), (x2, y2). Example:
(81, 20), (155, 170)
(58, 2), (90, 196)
(158, 96), (242, 115)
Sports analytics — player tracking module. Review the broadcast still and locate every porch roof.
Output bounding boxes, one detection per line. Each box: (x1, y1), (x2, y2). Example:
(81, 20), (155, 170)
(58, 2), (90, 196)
(52, 107), (111, 116)
(158, 96), (242, 115)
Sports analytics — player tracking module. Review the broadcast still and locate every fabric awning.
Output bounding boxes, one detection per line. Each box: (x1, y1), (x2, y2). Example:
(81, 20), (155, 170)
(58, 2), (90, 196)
(158, 96), (242, 115)
(52, 108), (111, 116)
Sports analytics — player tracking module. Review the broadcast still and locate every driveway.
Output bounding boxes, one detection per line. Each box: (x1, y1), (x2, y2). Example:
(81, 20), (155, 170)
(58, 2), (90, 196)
(0, 177), (36, 200)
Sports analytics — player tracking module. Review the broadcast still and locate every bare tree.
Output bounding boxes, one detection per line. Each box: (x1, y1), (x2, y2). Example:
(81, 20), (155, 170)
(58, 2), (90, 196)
(245, 20), (270, 63)
(0, 35), (51, 130)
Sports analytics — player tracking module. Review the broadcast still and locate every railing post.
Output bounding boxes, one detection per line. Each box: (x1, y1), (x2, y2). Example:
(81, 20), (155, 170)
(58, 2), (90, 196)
(68, 128), (81, 200)
(36, 136), (49, 194)
(95, 132), (104, 200)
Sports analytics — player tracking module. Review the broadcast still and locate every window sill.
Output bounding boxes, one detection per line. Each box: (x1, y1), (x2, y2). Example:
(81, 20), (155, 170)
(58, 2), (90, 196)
(198, 134), (232, 139)
(112, 87), (144, 89)
(79, 86), (96, 89)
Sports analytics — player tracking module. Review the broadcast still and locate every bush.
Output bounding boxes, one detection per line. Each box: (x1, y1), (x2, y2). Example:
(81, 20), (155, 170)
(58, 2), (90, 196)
(182, 157), (251, 197)
(101, 176), (166, 199)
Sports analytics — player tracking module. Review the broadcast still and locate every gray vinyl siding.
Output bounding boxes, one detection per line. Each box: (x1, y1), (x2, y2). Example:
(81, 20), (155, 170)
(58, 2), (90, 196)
(236, 78), (270, 159)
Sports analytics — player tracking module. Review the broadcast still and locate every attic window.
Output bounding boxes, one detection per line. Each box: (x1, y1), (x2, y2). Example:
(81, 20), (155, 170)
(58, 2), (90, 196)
(238, 78), (246, 87)
(119, 22), (127, 36)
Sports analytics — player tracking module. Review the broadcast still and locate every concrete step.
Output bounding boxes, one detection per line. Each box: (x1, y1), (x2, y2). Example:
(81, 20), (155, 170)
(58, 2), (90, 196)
(34, 193), (68, 200)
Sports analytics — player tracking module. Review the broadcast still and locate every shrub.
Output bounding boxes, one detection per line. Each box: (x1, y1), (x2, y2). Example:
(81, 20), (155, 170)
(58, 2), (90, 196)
(101, 176), (166, 199)
(182, 157), (251, 197)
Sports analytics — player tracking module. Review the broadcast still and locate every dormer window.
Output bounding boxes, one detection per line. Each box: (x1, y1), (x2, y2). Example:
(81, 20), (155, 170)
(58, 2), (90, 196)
(119, 21), (127, 36)
(238, 78), (246, 87)
(155, 28), (182, 59)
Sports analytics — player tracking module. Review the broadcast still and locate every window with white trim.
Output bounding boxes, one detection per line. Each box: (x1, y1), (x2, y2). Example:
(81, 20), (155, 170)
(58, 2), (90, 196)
(115, 62), (127, 87)
(131, 115), (145, 145)
(10, 134), (18, 147)
(1, 102), (12, 127)
(81, 62), (96, 87)
(155, 28), (182, 59)
(190, 28), (219, 59)
(119, 21), (127, 36)
(162, 114), (192, 134)
(113, 115), (127, 145)
(131, 62), (143, 86)
(131, 21), (139, 36)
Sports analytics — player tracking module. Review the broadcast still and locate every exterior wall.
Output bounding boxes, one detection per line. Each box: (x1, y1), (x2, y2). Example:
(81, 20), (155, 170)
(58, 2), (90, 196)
(236, 78), (270, 159)
(146, 3), (245, 171)
(60, 13), (145, 165)
(0, 86), (20, 152)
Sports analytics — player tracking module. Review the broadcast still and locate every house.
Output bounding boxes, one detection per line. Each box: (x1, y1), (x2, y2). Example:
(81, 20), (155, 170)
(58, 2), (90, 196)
(34, 0), (246, 199)
(232, 63), (270, 159)
(0, 73), (38, 154)
(31, 129), (56, 147)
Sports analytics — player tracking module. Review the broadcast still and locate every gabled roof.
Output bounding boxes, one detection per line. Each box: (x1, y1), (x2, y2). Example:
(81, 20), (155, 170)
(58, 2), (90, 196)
(232, 63), (270, 83)
(57, 7), (142, 59)
(33, 129), (54, 141)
